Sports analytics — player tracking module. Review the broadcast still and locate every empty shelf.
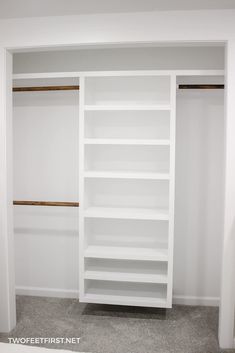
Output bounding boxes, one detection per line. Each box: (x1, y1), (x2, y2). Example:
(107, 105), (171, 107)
(83, 277), (167, 307)
(84, 138), (170, 146)
(84, 245), (168, 261)
(84, 171), (170, 180)
(83, 293), (167, 308)
(84, 105), (171, 111)
(84, 270), (168, 284)
(84, 207), (169, 220)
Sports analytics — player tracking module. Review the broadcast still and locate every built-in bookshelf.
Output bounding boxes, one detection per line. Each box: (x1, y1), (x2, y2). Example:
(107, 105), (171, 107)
(79, 72), (176, 308)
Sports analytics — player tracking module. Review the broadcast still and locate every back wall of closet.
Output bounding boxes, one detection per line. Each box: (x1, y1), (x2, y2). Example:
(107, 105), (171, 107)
(12, 45), (225, 305)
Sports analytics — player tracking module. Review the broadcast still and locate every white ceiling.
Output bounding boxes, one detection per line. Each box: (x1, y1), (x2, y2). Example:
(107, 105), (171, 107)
(0, 0), (235, 19)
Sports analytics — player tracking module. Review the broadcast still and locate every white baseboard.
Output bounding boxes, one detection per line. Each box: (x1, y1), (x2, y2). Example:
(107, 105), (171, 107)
(173, 295), (219, 306)
(16, 286), (220, 307)
(15, 286), (79, 299)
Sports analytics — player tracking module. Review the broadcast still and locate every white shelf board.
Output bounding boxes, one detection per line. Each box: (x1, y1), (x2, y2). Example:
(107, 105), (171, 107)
(84, 171), (170, 180)
(84, 105), (171, 111)
(84, 206), (169, 221)
(82, 69), (224, 77)
(84, 138), (170, 146)
(84, 270), (168, 284)
(13, 70), (224, 81)
(13, 72), (81, 80)
(84, 245), (168, 262)
(82, 293), (167, 308)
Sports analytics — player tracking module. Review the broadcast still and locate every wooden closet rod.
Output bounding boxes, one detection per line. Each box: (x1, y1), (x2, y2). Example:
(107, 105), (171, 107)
(13, 85), (80, 92)
(178, 84), (224, 89)
(13, 200), (79, 207)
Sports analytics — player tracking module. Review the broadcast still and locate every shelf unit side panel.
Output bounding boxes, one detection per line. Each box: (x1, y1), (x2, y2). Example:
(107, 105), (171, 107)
(78, 76), (85, 300)
(167, 74), (176, 307)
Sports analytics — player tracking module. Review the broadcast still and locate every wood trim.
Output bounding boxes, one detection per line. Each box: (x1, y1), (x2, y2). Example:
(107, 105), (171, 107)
(13, 200), (79, 207)
(178, 84), (224, 89)
(13, 85), (80, 92)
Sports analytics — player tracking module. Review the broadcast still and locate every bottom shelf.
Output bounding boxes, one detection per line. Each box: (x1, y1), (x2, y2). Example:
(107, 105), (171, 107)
(82, 293), (167, 308)
(82, 280), (168, 308)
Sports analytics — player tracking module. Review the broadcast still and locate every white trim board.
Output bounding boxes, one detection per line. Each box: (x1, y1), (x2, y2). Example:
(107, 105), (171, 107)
(173, 295), (219, 307)
(15, 286), (219, 306)
(15, 286), (79, 299)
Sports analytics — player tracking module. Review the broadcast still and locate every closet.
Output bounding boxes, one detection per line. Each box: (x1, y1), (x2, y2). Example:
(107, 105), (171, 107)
(12, 45), (225, 308)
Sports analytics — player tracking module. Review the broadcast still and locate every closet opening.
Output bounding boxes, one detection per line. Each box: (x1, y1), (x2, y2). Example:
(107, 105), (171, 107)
(9, 42), (226, 351)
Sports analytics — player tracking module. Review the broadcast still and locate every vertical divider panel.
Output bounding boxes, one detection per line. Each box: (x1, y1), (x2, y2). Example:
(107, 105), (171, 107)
(167, 74), (176, 307)
(79, 76), (85, 300)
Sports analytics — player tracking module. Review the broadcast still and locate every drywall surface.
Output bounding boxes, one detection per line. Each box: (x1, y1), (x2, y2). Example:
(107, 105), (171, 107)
(0, 9), (235, 50)
(1, 0), (235, 19)
(12, 48), (224, 304)
(13, 46), (224, 72)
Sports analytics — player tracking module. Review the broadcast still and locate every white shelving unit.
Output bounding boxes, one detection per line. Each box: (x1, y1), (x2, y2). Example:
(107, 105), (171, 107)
(79, 71), (176, 308)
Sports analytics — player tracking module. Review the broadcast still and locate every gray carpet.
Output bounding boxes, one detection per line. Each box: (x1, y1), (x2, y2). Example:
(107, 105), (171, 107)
(0, 296), (234, 353)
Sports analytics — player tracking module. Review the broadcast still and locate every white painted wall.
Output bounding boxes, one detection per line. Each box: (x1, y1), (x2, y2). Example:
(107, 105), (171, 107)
(0, 10), (234, 50)
(12, 47), (224, 305)
(1, 0), (235, 19)
(13, 46), (224, 73)
(13, 87), (79, 297)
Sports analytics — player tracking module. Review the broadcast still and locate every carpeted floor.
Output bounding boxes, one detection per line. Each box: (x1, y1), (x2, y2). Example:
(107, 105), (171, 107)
(0, 296), (234, 353)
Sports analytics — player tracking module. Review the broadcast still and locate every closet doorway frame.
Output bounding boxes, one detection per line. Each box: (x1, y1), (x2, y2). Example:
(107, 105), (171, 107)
(0, 39), (234, 350)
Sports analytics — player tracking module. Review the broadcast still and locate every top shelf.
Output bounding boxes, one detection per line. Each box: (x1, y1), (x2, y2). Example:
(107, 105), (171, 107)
(13, 70), (224, 81)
